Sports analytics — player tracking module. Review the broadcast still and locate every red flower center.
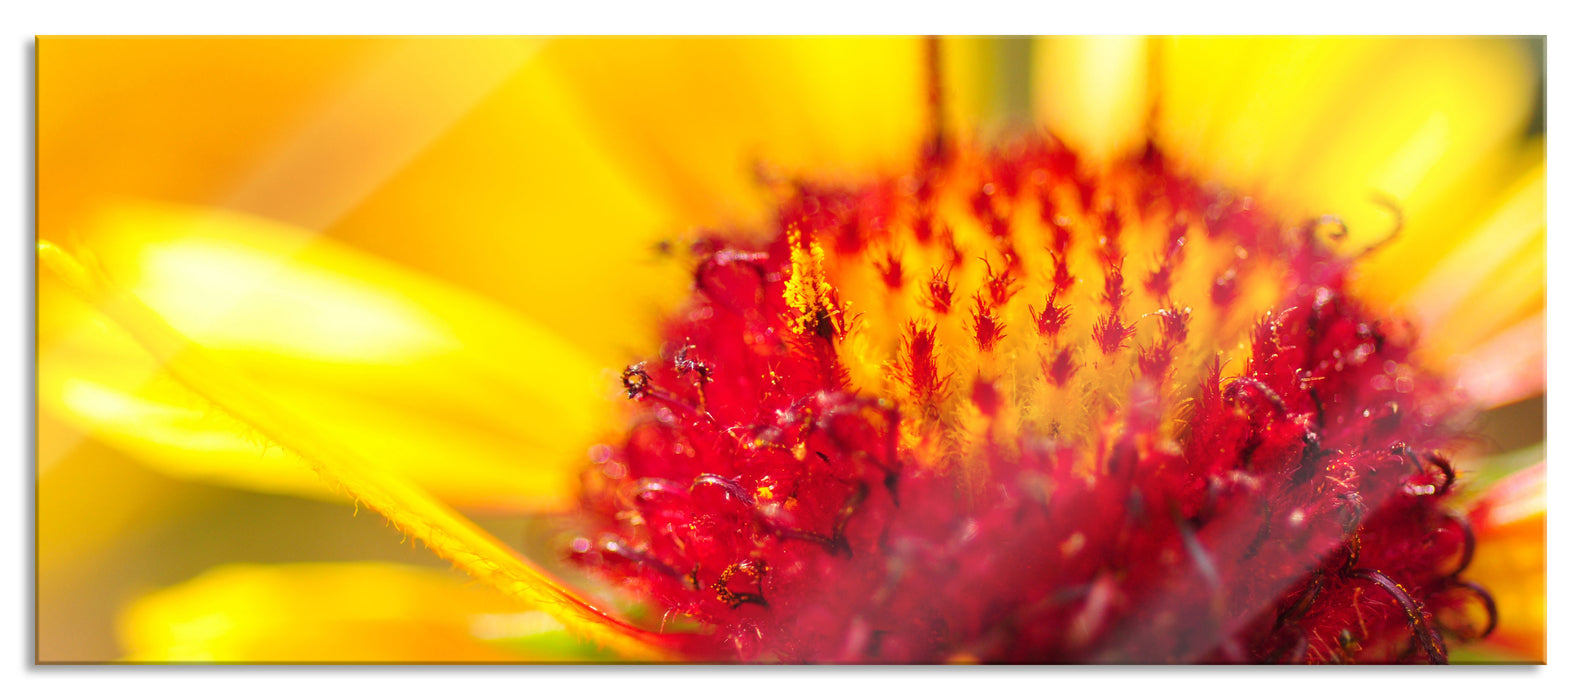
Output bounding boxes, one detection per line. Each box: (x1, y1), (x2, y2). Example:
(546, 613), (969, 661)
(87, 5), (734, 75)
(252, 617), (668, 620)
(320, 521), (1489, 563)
(569, 134), (1493, 663)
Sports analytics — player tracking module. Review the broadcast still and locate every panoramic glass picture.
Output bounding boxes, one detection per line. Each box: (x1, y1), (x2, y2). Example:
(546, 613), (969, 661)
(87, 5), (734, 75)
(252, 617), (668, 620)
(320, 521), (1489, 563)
(36, 36), (1544, 664)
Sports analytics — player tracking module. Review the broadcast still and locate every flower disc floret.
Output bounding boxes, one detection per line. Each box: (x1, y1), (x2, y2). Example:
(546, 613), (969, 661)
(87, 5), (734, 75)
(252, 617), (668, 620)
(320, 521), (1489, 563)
(571, 135), (1491, 663)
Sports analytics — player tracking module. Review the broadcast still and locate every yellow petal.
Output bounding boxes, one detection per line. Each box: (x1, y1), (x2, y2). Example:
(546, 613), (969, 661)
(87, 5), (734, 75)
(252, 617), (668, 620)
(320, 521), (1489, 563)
(40, 239), (677, 659)
(1452, 311), (1546, 408)
(40, 261), (330, 497)
(318, 51), (693, 363)
(940, 37), (1023, 138)
(39, 37), (538, 237)
(1156, 37), (1378, 195)
(1400, 160), (1546, 357)
(40, 36), (689, 366)
(40, 335), (586, 509)
(536, 37), (928, 227)
(1032, 36), (1151, 161)
(119, 562), (614, 662)
(1465, 462), (1546, 663)
(1154, 37), (1535, 245)
(37, 413), (201, 576)
(1150, 37), (1543, 398)
(39, 203), (620, 511)
(1351, 152), (1545, 402)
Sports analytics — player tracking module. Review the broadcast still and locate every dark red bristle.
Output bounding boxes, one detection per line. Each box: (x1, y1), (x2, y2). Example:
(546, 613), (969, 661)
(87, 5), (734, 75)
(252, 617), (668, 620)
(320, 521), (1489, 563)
(1146, 222), (1188, 302)
(1093, 312), (1138, 355)
(1139, 341), (1176, 379)
(1046, 346), (1079, 387)
(875, 250), (904, 290)
(922, 266), (954, 314)
(941, 228), (966, 270)
(972, 181), (1012, 241)
(1156, 306), (1191, 344)
(1049, 249), (1076, 299)
(971, 376), (1003, 417)
(1050, 218), (1073, 255)
(1031, 293), (1072, 338)
(980, 257), (1021, 307)
(1097, 208), (1125, 266)
(1102, 264), (1129, 312)
(903, 320), (948, 406)
(970, 295), (1007, 353)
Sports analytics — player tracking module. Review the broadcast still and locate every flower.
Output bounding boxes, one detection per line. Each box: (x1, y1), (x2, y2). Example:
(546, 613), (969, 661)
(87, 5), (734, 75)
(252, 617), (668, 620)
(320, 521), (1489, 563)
(36, 36), (1544, 663)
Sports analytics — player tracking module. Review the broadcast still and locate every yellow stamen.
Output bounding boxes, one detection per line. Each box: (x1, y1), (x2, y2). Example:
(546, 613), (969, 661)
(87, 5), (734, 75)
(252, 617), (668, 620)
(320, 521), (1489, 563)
(783, 226), (846, 338)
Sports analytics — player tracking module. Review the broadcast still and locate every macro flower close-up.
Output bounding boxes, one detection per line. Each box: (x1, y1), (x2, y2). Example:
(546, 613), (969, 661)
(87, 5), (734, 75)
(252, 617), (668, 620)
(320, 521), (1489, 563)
(35, 35), (1545, 664)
